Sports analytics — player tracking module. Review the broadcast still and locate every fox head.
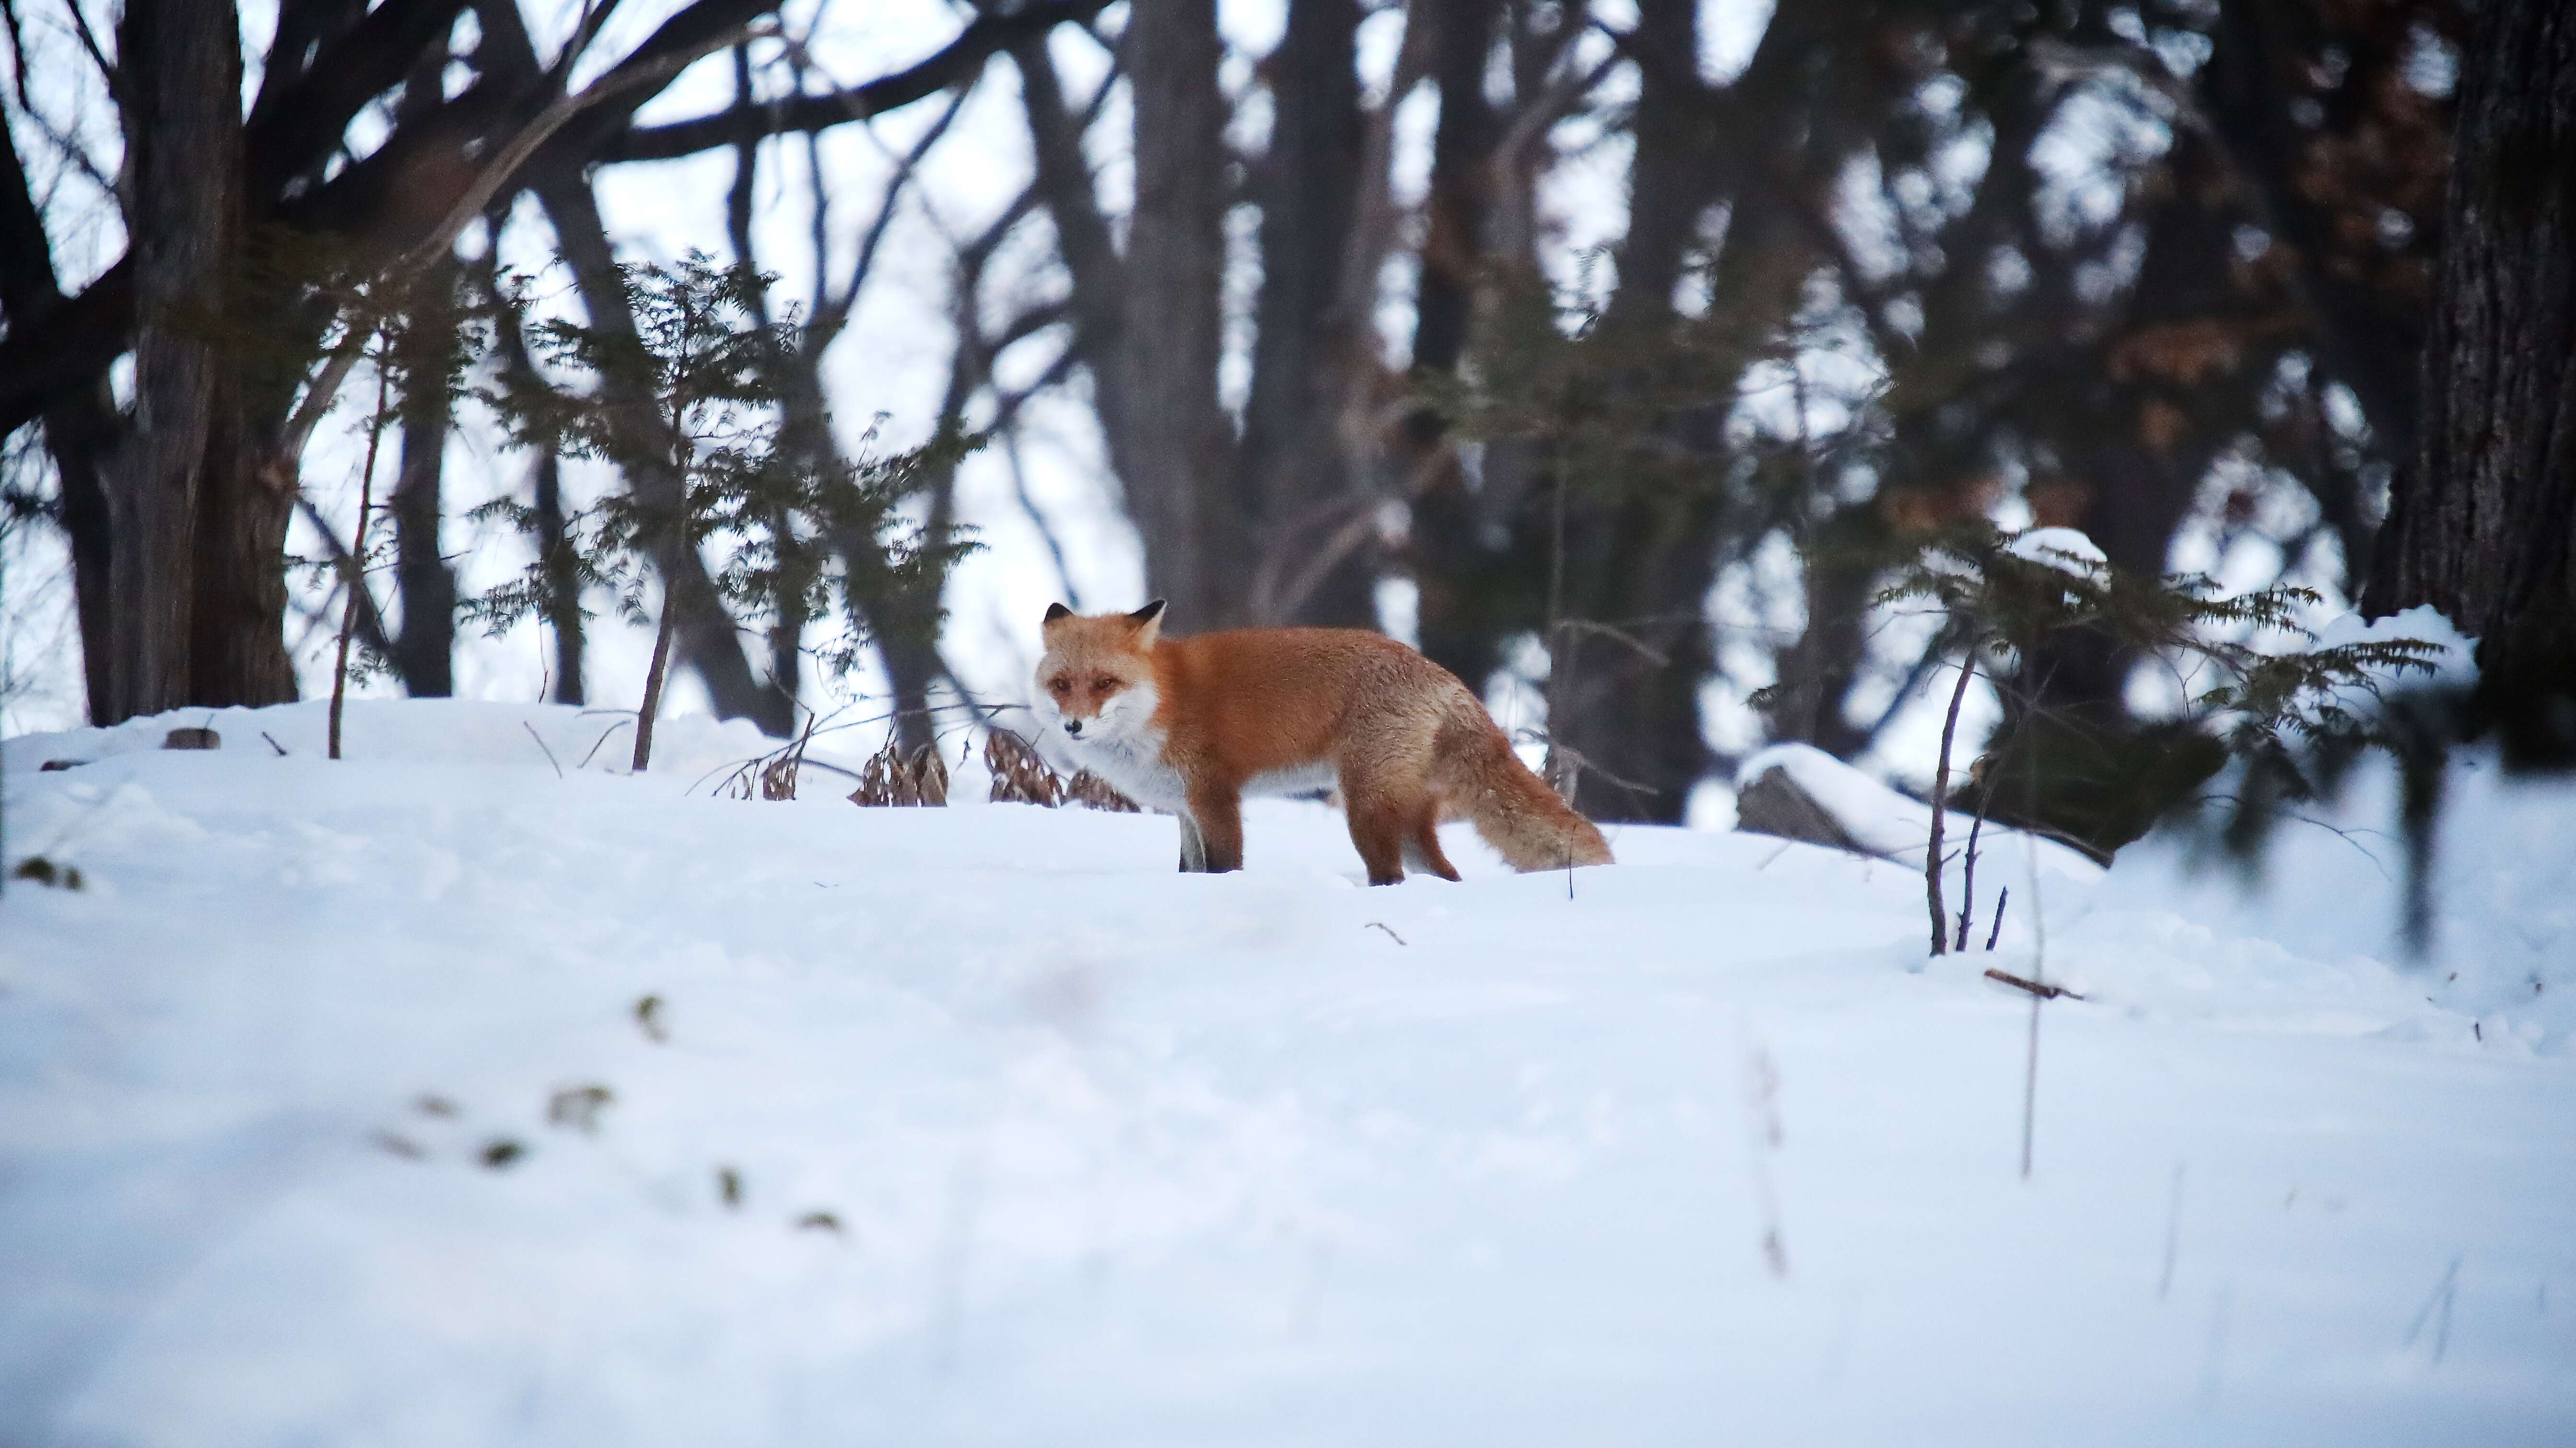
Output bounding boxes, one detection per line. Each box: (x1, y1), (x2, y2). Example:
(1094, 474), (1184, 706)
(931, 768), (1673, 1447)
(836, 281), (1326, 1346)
(1035, 600), (1167, 744)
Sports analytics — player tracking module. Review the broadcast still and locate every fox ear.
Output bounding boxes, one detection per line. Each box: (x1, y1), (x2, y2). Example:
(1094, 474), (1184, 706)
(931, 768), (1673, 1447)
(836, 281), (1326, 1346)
(1042, 602), (1073, 627)
(1127, 599), (1168, 642)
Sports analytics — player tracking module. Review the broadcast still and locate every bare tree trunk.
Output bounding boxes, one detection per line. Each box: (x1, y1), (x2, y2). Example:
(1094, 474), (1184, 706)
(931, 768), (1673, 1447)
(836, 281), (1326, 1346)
(632, 569), (680, 772)
(387, 50), (458, 697)
(1532, 0), (1730, 823)
(1926, 652), (1976, 957)
(105, 0), (246, 721)
(47, 395), (119, 719)
(185, 400), (303, 708)
(387, 374), (457, 697)
(1407, 0), (1507, 693)
(530, 447), (585, 702)
(0, 115), (123, 721)
(1241, 0), (1370, 627)
(331, 362), (392, 760)
(1121, 0), (1242, 626)
(1602, 0), (1705, 326)
(2367, 0), (2576, 762)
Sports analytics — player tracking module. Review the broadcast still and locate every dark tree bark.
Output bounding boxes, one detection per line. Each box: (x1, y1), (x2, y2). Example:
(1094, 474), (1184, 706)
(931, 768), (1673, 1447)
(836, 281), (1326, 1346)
(1602, 0), (1706, 327)
(0, 112), (120, 719)
(1120, 0), (1243, 627)
(387, 55), (461, 698)
(1406, 0), (1506, 696)
(104, 0), (247, 720)
(388, 320), (459, 697)
(2367, 0), (2576, 761)
(1411, 0), (1498, 380)
(1241, 0), (1370, 627)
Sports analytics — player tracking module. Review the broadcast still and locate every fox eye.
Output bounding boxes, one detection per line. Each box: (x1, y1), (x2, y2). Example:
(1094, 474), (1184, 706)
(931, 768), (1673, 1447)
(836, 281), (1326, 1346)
(1091, 677), (1116, 692)
(1045, 677), (1070, 695)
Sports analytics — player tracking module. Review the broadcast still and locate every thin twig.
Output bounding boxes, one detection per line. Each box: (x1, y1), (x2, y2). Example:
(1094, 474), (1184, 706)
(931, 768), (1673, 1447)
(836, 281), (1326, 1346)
(1954, 773), (1994, 950)
(523, 722), (565, 779)
(1926, 652), (1978, 955)
(578, 718), (634, 769)
(1984, 968), (2084, 1002)
(328, 346), (393, 761)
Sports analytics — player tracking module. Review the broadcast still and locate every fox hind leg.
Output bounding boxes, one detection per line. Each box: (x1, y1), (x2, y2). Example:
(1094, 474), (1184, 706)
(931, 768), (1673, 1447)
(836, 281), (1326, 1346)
(1178, 816), (1209, 873)
(1345, 799), (1409, 886)
(1405, 815), (1463, 882)
(1342, 773), (1453, 886)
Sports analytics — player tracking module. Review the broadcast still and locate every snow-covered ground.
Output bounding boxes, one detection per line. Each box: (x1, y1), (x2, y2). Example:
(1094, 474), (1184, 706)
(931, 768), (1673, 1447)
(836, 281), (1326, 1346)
(3, 700), (2571, 1447)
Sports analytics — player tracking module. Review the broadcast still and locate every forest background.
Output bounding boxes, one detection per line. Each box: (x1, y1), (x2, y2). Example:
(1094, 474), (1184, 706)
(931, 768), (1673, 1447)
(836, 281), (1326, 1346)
(0, 0), (2562, 853)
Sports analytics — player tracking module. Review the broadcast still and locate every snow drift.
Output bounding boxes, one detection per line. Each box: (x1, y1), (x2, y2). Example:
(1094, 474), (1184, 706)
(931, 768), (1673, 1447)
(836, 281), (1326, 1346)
(2, 699), (2570, 1447)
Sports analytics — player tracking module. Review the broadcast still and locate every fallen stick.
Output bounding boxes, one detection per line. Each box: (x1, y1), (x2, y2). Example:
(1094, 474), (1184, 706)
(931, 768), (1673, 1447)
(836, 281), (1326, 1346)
(1984, 968), (2084, 1002)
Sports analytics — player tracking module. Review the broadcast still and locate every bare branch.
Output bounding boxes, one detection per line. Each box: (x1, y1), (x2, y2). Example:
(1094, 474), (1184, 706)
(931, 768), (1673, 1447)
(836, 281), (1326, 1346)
(598, 0), (1114, 163)
(388, 21), (778, 277)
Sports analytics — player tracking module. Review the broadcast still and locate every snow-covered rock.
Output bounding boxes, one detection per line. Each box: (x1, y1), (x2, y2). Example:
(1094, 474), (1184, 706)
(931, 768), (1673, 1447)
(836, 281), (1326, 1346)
(1733, 741), (2101, 878)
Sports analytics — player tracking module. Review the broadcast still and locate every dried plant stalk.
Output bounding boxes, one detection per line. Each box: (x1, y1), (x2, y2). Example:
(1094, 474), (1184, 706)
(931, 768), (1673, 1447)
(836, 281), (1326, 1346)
(1066, 770), (1139, 812)
(850, 738), (951, 807)
(984, 731), (1064, 807)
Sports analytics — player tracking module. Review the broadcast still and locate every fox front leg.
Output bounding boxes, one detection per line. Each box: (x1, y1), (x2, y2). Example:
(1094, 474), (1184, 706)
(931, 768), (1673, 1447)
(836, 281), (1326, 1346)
(1178, 816), (1209, 873)
(1184, 785), (1246, 874)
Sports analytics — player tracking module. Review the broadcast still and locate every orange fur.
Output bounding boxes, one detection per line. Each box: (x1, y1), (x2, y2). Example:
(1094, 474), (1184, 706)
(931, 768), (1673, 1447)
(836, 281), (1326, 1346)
(1035, 602), (1613, 884)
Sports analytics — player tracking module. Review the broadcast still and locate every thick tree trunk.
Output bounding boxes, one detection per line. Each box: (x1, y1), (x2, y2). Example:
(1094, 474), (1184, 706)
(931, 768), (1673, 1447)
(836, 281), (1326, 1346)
(1405, 0), (1507, 695)
(185, 406), (302, 707)
(387, 55), (458, 697)
(0, 120), (123, 720)
(1240, 0), (1370, 627)
(1603, 0), (1705, 325)
(1121, 0), (1243, 627)
(47, 395), (119, 719)
(387, 384), (458, 697)
(2367, 0), (2576, 761)
(105, 0), (247, 721)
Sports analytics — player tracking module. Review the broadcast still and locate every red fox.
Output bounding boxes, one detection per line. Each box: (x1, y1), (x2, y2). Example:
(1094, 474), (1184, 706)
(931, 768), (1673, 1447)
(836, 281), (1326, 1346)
(1033, 600), (1613, 884)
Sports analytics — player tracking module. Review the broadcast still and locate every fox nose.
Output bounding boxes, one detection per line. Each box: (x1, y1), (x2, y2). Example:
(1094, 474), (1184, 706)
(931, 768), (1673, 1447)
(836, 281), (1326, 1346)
(1063, 718), (1084, 737)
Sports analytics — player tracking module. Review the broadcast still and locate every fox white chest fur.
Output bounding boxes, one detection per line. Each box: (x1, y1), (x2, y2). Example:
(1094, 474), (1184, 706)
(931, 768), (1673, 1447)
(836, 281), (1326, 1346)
(1053, 701), (1188, 812)
(1042, 678), (1336, 813)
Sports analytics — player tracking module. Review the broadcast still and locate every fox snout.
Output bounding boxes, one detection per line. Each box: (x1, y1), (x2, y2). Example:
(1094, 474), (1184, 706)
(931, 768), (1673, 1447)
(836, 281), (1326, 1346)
(1062, 717), (1087, 737)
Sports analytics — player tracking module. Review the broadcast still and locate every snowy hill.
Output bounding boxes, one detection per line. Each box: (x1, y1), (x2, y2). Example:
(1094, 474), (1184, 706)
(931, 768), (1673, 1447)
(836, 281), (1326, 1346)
(3, 700), (2571, 1446)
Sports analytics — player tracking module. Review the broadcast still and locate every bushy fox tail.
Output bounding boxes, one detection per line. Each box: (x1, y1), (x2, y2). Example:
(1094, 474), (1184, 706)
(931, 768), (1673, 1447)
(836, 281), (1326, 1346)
(1444, 726), (1614, 873)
